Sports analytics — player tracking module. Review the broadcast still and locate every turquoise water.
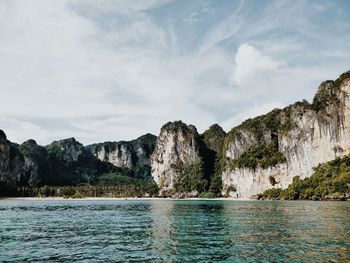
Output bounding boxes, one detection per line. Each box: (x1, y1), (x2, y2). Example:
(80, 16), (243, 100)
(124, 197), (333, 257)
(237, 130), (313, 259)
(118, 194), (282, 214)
(0, 200), (349, 262)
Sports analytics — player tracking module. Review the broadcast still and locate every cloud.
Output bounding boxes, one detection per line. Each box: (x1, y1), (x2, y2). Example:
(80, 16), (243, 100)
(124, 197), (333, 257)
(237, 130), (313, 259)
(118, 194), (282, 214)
(198, 0), (244, 54)
(221, 42), (344, 130)
(232, 43), (281, 85)
(0, 0), (349, 145)
(0, 0), (223, 144)
(184, 12), (199, 24)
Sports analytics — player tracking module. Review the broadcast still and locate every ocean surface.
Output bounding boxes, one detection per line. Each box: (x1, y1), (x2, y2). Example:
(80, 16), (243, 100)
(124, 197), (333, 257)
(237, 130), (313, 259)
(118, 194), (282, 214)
(0, 199), (349, 262)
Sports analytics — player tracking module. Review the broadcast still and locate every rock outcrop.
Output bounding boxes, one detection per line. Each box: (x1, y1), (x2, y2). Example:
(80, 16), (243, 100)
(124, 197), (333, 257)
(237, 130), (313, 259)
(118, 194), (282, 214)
(0, 133), (117, 195)
(1, 70), (350, 198)
(201, 124), (226, 155)
(87, 133), (157, 178)
(19, 139), (50, 186)
(222, 71), (350, 197)
(201, 124), (226, 195)
(46, 137), (116, 184)
(0, 130), (24, 190)
(150, 121), (202, 192)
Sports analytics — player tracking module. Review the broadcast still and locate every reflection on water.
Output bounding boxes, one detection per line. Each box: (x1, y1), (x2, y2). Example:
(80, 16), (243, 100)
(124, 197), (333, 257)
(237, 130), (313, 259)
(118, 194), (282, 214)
(0, 200), (349, 262)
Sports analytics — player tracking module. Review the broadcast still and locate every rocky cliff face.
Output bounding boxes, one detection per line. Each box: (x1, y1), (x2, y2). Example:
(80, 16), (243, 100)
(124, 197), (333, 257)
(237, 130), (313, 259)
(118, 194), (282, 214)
(46, 137), (113, 184)
(19, 139), (50, 187)
(47, 138), (89, 166)
(202, 124), (226, 155)
(150, 121), (202, 192)
(88, 141), (134, 168)
(87, 133), (157, 177)
(2, 70), (350, 198)
(222, 71), (350, 197)
(0, 130), (24, 189)
(0, 129), (156, 194)
(0, 133), (116, 194)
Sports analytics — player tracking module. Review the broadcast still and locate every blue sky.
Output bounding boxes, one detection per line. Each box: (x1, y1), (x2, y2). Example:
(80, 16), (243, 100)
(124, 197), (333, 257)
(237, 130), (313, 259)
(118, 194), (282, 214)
(0, 0), (349, 144)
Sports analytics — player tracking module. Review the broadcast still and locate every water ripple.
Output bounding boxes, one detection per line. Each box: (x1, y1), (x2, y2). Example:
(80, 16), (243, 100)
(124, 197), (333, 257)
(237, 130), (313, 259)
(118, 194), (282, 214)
(0, 200), (349, 262)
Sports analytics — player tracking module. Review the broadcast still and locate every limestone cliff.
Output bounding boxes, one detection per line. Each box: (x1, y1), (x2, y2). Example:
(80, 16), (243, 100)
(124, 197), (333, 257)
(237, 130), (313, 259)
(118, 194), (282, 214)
(222, 71), (350, 198)
(0, 130), (24, 191)
(150, 121), (203, 193)
(19, 139), (50, 186)
(46, 137), (112, 183)
(2, 70), (350, 198)
(201, 124), (226, 155)
(0, 133), (117, 194)
(0, 130), (155, 195)
(87, 133), (156, 178)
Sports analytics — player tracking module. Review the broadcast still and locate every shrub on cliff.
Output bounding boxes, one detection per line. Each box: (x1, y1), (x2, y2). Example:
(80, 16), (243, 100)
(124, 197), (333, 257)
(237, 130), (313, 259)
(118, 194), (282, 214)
(173, 160), (208, 194)
(199, 124), (226, 196)
(223, 109), (289, 170)
(230, 141), (286, 170)
(259, 155), (350, 200)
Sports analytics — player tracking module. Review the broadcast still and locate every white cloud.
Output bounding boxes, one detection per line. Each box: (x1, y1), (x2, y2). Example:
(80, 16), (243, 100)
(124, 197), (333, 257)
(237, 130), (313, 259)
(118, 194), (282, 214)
(0, 0), (348, 145)
(232, 43), (281, 85)
(198, 0), (244, 54)
(0, 0), (224, 144)
(221, 43), (341, 130)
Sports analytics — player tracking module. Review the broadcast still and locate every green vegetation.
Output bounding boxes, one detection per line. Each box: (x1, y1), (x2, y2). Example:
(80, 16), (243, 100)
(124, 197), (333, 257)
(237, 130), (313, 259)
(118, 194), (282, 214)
(224, 109), (290, 170)
(259, 188), (282, 199)
(224, 184), (237, 197)
(19, 139), (84, 186)
(159, 122), (225, 197)
(19, 140), (47, 161)
(208, 174), (223, 196)
(160, 121), (199, 145)
(7, 170), (159, 198)
(310, 72), (350, 112)
(46, 138), (84, 165)
(14, 182), (159, 198)
(230, 141), (286, 170)
(202, 124), (226, 154)
(225, 108), (281, 146)
(200, 124), (226, 197)
(173, 160), (208, 193)
(259, 155), (350, 200)
(222, 71), (350, 171)
(161, 120), (196, 133)
(311, 79), (343, 112)
(87, 133), (156, 166)
(98, 173), (139, 185)
(198, 192), (216, 198)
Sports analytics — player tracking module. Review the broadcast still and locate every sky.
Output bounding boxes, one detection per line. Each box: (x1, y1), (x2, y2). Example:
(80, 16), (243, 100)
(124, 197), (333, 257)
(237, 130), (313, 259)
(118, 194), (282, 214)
(0, 0), (350, 145)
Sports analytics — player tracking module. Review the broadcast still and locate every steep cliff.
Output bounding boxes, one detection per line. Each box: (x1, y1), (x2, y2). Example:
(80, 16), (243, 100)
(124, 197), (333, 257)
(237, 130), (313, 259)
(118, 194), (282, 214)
(2, 71), (350, 198)
(0, 133), (119, 195)
(0, 130), (156, 195)
(202, 124), (226, 155)
(19, 139), (50, 186)
(87, 133), (157, 178)
(46, 137), (115, 184)
(0, 130), (24, 193)
(222, 71), (350, 197)
(201, 124), (226, 195)
(259, 155), (350, 200)
(150, 121), (206, 195)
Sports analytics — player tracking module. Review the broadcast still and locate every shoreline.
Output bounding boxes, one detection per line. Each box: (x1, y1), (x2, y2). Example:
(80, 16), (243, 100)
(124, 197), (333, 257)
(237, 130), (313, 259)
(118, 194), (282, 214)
(1, 197), (348, 201)
(2, 197), (348, 201)
(1, 197), (254, 201)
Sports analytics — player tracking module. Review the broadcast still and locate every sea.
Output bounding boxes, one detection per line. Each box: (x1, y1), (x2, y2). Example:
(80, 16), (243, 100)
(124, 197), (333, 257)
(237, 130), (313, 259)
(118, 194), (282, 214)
(0, 199), (349, 262)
